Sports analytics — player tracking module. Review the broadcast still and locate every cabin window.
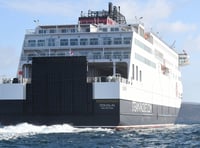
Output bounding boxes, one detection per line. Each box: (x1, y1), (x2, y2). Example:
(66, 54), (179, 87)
(71, 29), (76, 33)
(114, 38), (122, 44)
(70, 39), (78, 46)
(123, 51), (130, 59)
(124, 37), (132, 44)
(103, 37), (112, 45)
(102, 28), (107, 32)
(113, 51), (121, 59)
(48, 38), (55, 46)
(111, 27), (119, 32)
(90, 38), (98, 45)
(93, 52), (101, 59)
(104, 52), (112, 59)
(80, 38), (88, 45)
(38, 30), (46, 34)
(37, 40), (45, 46)
(49, 29), (56, 33)
(61, 29), (67, 33)
(28, 40), (36, 47)
(60, 39), (68, 46)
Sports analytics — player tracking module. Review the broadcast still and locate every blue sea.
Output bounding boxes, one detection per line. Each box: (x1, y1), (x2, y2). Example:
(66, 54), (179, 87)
(0, 123), (200, 147)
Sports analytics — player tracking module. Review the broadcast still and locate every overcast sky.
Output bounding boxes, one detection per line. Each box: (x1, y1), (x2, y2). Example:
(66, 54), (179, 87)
(0, 0), (199, 103)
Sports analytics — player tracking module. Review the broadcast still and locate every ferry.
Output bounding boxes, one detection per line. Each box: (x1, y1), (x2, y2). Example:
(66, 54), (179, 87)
(0, 2), (189, 127)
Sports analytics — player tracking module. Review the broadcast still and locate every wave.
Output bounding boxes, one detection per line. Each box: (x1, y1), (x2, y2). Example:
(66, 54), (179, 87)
(0, 122), (113, 140)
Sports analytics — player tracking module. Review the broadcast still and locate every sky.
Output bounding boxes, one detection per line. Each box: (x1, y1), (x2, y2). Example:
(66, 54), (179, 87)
(0, 0), (199, 103)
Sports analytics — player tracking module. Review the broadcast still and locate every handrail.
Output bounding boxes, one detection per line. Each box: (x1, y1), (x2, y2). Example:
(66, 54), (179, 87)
(87, 75), (129, 84)
(20, 51), (130, 61)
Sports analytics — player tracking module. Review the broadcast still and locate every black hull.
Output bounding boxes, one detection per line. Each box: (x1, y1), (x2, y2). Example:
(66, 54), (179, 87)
(0, 99), (179, 127)
(0, 57), (179, 127)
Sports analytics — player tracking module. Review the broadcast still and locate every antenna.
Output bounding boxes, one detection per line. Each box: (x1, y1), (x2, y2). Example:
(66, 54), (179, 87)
(170, 40), (176, 48)
(135, 16), (143, 24)
(34, 19), (40, 26)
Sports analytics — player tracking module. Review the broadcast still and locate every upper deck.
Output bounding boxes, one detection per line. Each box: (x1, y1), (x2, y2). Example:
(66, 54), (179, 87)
(17, 2), (189, 83)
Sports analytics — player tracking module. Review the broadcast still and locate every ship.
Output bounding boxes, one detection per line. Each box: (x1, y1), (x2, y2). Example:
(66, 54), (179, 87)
(0, 2), (189, 127)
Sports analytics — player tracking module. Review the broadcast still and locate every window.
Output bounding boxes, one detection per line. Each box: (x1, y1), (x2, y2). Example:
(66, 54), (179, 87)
(135, 38), (152, 54)
(60, 39), (68, 46)
(104, 52), (112, 59)
(90, 38), (98, 45)
(113, 51), (121, 59)
(132, 64), (134, 80)
(61, 29), (67, 33)
(37, 40), (45, 46)
(111, 27), (119, 32)
(103, 37), (112, 45)
(93, 52), (101, 59)
(48, 38), (55, 46)
(80, 38), (88, 45)
(38, 30), (46, 34)
(114, 38), (122, 45)
(71, 29), (76, 33)
(70, 39), (78, 46)
(139, 70), (142, 82)
(135, 53), (156, 68)
(102, 28), (107, 32)
(136, 66), (138, 81)
(124, 37), (132, 44)
(123, 51), (130, 59)
(28, 40), (36, 47)
(155, 49), (163, 61)
(49, 29), (56, 33)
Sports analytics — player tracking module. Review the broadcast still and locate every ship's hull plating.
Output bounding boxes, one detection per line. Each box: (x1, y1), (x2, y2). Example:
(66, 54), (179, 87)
(0, 99), (179, 127)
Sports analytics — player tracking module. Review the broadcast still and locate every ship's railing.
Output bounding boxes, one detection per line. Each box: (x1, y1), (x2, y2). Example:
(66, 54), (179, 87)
(20, 50), (130, 62)
(26, 29), (35, 34)
(87, 75), (128, 84)
(0, 77), (19, 84)
(25, 24), (135, 35)
(0, 77), (12, 84)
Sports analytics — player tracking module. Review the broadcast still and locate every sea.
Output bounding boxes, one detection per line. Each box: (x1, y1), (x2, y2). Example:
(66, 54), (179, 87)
(0, 123), (200, 148)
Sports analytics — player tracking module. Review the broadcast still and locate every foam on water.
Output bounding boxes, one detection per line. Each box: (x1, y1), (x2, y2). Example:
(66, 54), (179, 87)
(0, 122), (113, 140)
(0, 124), (200, 147)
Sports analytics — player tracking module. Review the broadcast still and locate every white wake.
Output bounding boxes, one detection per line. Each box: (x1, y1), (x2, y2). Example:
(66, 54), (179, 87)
(0, 123), (113, 140)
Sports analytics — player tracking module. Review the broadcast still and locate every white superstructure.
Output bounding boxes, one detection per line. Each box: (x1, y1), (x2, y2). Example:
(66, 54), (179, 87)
(16, 22), (188, 109)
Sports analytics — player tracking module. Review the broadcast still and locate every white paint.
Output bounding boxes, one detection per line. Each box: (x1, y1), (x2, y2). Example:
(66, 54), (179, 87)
(0, 84), (25, 100)
(93, 82), (120, 99)
(93, 80), (181, 108)
(119, 82), (181, 108)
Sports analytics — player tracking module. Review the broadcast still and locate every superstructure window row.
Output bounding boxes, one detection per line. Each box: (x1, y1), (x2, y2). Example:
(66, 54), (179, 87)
(37, 27), (122, 34)
(135, 38), (152, 54)
(38, 28), (76, 34)
(135, 53), (156, 68)
(25, 37), (132, 47)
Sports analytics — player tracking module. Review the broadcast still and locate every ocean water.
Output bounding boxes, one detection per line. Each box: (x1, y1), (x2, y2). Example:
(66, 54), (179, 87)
(0, 123), (200, 148)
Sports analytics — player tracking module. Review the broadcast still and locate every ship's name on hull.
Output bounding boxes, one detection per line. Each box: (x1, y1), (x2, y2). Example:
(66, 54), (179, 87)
(99, 104), (115, 110)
